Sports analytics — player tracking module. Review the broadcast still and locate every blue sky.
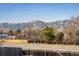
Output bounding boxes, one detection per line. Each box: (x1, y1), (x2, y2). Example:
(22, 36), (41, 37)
(0, 3), (79, 23)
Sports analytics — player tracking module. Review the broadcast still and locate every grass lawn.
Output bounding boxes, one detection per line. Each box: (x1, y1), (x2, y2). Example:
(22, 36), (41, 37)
(0, 39), (27, 44)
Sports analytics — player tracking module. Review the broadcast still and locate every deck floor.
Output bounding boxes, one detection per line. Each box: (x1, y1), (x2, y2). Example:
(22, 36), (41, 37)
(0, 43), (79, 53)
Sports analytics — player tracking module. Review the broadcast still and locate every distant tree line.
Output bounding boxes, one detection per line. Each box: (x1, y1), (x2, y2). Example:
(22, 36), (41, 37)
(0, 26), (79, 45)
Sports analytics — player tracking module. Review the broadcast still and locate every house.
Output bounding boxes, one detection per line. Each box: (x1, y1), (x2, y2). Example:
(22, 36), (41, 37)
(0, 34), (8, 39)
(7, 36), (16, 39)
(0, 34), (16, 39)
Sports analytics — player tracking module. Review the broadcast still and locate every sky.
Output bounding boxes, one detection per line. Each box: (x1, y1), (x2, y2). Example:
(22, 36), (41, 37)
(0, 3), (79, 23)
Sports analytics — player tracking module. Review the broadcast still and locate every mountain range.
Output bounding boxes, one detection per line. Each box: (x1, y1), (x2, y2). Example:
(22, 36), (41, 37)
(0, 16), (79, 30)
